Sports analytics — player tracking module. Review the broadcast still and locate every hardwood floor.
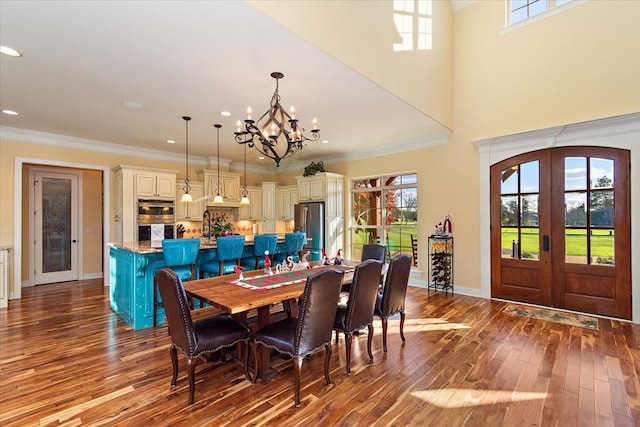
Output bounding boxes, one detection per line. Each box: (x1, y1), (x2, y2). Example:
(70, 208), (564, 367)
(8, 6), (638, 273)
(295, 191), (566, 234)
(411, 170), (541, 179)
(1, 279), (638, 426)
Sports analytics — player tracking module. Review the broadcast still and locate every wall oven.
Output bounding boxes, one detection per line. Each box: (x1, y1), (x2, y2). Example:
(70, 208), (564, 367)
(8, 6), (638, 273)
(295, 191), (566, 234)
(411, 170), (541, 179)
(136, 199), (175, 241)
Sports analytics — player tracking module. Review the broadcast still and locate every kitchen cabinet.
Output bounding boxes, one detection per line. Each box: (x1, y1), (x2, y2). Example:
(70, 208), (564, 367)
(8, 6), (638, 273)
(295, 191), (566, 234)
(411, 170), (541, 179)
(262, 182), (277, 233)
(112, 165), (178, 242)
(175, 181), (204, 221)
(0, 247), (9, 309)
(197, 169), (241, 206)
(297, 176), (325, 201)
(276, 185), (298, 220)
(238, 186), (263, 220)
(135, 172), (176, 199)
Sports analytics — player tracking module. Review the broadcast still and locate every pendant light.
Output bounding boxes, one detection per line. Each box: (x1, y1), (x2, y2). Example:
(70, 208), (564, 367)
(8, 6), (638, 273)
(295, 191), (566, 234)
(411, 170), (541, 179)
(180, 116), (193, 203)
(213, 124), (224, 204)
(240, 144), (250, 205)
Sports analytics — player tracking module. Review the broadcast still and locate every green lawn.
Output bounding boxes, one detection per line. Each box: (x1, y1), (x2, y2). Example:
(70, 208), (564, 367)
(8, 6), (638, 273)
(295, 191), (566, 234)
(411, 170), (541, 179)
(501, 228), (614, 257)
(352, 222), (417, 258)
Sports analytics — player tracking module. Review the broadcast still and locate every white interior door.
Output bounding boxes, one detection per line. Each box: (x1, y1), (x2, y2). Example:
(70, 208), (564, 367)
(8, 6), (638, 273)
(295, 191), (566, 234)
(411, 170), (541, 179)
(34, 171), (79, 284)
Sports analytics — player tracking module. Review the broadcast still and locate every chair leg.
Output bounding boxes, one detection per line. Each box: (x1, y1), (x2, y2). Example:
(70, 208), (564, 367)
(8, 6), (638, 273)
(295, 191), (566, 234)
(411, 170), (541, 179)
(251, 341), (260, 384)
(324, 343), (333, 385)
(186, 357), (197, 405)
(381, 317), (389, 353)
(367, 324), (374, 361)
(294, 356), (303, 408)
(345, 333), (353, 375)
(399, 311), (406, 343)
(170, 345), (179, 386)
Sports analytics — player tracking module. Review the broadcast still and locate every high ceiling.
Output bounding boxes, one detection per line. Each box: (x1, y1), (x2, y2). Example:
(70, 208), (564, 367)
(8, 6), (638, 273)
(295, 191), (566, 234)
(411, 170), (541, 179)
(0, 1), (454, 171)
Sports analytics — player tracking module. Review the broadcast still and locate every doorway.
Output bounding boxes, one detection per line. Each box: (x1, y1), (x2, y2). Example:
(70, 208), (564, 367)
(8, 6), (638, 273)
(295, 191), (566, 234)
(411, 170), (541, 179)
(33, 170), (80, 284)
(490, 147), (631, 319)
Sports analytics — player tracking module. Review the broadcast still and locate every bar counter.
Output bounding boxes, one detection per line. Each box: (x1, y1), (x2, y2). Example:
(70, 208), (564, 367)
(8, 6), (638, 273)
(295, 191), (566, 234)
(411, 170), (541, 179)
(108, 237), (287, 330)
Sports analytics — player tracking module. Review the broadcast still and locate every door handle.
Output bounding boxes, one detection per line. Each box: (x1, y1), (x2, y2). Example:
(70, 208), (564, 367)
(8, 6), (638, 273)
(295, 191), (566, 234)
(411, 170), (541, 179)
(72, 239), (78, 243)
(542, 235), (549, 252)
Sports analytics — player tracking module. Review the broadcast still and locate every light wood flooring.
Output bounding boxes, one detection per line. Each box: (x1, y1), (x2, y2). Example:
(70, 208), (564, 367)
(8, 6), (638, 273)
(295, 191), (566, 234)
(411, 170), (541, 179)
(1, 279), (638, 426)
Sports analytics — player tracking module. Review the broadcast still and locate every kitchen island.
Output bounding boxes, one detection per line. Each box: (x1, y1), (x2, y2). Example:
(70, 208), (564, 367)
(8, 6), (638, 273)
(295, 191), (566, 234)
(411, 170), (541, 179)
(108, 238), (287, 330)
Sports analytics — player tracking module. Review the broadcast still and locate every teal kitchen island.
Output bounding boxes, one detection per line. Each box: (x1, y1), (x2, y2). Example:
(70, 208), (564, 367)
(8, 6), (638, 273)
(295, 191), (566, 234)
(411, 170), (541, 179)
(108, 238), (285, 330)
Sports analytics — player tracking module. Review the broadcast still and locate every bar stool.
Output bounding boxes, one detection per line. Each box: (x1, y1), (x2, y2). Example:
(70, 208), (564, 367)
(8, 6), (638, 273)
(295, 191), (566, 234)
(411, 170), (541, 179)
(241, 234), (278, 271)
(200, 235), (246, 278)
(274, 232), (306, 264)
(154, 238), (201, 327)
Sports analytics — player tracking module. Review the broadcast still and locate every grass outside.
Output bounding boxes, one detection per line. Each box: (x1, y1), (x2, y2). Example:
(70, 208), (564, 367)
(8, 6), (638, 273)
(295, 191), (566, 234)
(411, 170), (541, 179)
(501, 228), (614, 258)
(352, 222), (417, 259)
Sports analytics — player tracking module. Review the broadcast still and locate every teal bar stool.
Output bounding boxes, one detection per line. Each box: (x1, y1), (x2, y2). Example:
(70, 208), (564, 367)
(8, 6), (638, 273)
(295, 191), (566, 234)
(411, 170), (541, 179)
(274, 232), (306, 264)
(242, 234), (278, 270)
(154, 238), (201, 327)
(200, 235), (246, 278)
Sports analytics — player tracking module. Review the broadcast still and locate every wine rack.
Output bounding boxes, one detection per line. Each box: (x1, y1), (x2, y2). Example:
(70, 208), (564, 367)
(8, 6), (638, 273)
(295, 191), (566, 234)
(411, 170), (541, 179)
(428, 236), (453, 294)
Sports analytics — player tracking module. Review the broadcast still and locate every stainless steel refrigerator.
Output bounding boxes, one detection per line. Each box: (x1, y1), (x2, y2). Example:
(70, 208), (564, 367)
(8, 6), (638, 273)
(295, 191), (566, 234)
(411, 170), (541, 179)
(294, 202), (324, 261)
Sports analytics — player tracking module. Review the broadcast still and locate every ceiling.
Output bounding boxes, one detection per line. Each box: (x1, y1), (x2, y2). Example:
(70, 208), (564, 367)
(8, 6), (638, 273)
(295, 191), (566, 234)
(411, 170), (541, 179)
(0, 1), (455, 172)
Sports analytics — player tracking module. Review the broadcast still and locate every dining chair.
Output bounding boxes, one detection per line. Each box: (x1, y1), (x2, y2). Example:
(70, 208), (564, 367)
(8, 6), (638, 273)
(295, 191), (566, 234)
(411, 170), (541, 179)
(374, 254), (412, 353)
(274, 232), (306, 264)
(154, 238), (201, 327)
(252, 268), (344, 408)
(200, 235), (246, 278)
(333, 259), (383, 374)
(241, 234), (278, 270)
(361, 243), (386, 263)
(155, 268), (251, 405)
(410, 235), (418, 267)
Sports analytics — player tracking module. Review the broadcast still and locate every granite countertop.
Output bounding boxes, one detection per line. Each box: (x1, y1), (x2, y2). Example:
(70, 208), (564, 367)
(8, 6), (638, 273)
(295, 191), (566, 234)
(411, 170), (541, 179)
(109, 236), (287, 254)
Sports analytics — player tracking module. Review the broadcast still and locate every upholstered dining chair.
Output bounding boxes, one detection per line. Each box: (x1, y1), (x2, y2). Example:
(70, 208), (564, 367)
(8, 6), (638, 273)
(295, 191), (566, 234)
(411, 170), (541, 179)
(374, 254), (412, 353)
(252, 268), (344, 408)
(154, 238), (201, 327)
(333, 259), (383, 374)
(361, 243), (386, 263)
(155, 268), (251, 405)
(274, 232), (306, 264)
(200, 235), (246, 278)
(241, 234), (278, 270)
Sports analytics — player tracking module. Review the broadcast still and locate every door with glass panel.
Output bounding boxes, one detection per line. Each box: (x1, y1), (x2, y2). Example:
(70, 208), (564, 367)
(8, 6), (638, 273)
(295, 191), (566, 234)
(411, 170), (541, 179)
(34, 171), (80, 284)
(491, 147), (631, 319)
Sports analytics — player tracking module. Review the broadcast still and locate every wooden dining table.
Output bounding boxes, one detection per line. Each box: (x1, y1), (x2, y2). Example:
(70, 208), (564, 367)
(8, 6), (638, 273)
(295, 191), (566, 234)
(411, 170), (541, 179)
(182, 260), (360, 381)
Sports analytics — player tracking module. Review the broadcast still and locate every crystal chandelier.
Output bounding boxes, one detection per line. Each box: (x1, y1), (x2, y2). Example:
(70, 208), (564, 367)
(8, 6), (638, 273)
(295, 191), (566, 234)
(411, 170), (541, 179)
(235, 72), (320, 167)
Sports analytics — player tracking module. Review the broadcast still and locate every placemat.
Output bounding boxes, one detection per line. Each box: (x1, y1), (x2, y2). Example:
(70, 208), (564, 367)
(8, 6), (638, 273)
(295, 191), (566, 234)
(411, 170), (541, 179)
(231, 264), (354, 291)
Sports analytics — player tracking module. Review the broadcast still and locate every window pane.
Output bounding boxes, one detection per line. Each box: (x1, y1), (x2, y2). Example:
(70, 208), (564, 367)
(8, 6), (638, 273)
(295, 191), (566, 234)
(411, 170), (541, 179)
(501, 166), (518, 194)
(353, 191), (382, 227)
(353, 178), (380, 189)
(590, 158), (614, 189)
(511, 7), (528, 23)
(591, 229), (615, 266)
(386, 226), (415, 259)
(501, 227), (518, 258)
(520, 194), (539, 226)
(501, 196), (518, 226)
(520, 227), (539, 260)
(565, 229), (587, 264)
(565, 157), (587, 190)
(42, 177), (72, 273)
(520, 160), (539, 192)
(529, 0), (547, 17)
(590, 190), (614, 227)
(351, 228), (379, 259)
(565, 192), (586, 226)
(511, 0), (528, 10)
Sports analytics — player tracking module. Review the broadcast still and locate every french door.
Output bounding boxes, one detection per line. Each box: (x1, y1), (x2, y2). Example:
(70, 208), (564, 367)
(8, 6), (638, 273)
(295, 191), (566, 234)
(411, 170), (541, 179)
(34, 171), (80, 284)
(490, 147), (631, 319)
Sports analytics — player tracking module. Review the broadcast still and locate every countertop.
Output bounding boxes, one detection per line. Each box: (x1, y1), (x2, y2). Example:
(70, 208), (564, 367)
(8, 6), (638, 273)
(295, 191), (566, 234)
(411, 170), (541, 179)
(109, 236), (287, 254)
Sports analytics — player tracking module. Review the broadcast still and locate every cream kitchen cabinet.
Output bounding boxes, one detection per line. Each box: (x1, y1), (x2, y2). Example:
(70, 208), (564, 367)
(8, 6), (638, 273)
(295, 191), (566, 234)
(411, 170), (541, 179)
(297, 176), (325, 201)
(262, 182), (277, 233)
(135, 172), (176, 199)
(112, 165), (178, 242)
(197, 169), (241, 206)
(238, 186), (263, 220)
(276, 185), (298, 220)
(175, 182), (204, 220)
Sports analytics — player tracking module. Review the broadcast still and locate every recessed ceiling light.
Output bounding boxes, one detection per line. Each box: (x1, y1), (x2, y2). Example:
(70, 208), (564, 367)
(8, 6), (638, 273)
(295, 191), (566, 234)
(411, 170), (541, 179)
(166, 139), (176, 144)
(220, 111), (231, 117)
(321, 140), (329, 144)
(258, 156), (265, 160)
(0, 46), (22, 57)
(122, 101), (142, 109)
(2, 110), (18, 116)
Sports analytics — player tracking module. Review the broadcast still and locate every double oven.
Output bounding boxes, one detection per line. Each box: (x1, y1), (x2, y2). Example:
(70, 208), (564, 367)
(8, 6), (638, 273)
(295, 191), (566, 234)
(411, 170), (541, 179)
(136, 199), (175, 241)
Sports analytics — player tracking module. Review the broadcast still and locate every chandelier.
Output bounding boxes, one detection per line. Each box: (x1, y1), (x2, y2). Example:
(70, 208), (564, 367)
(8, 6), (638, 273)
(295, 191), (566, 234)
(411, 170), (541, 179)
(234, 72), (320, 167)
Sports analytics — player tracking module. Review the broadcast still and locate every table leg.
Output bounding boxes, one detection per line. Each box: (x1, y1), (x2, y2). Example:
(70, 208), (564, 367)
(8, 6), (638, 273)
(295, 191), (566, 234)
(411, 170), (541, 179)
(256, 305), (279, 382)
